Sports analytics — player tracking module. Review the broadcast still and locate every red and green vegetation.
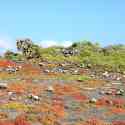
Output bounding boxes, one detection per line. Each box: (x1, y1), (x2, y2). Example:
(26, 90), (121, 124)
(0, 39), (125, 125)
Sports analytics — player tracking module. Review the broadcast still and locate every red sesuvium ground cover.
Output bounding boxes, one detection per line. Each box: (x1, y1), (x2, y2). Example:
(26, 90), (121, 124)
(0, 115), (31, 125)
(110, 107), (125, 114)
(96, 97), (125, 108)
(52, 98), (65, 117)
(0, 60), (16, 68)
(7, 82), (44, 95)
(96, 97), (111, 107)
(112, 120), (125, 125)
(112, 98), (125, 107)
(21, 64), (41, 75)
(15, 115), (31, 125)
(0, 60), (125, 125)
(54, 84), (80, 96)
(8, 83), (27, 94)
(72, 93), (88, 102)
(81, 118), (105, 125)
(0, 121), (14, 125)
(52, 96), (64, 105)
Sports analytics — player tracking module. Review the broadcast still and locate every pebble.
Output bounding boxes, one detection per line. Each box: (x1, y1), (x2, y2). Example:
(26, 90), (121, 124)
(28, 94), (40, 101)
(111, 82), (122, 85)
(89, 98), (97, 103)
(0, 83), (8, 89)
(84, 87), (96, 90)
(8, 92), (13, 96)
(47, 86), (54, 92)
(103, 71), (109, 77)
(116, 77), (121, 80)
(116, 89), (124, 96)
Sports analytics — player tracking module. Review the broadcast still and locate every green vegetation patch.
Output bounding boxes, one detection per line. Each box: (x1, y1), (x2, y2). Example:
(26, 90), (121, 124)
(0, 102), (32, 111)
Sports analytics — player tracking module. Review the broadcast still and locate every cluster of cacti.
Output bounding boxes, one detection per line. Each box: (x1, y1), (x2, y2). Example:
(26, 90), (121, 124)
(16, 38), (40, 59)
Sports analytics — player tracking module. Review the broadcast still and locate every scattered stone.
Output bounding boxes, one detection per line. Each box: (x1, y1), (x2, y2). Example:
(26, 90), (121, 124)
(46, 86), (54, 92)
(0, 68), (4, 72)
(8, 92), (14, 96)
(80, 63), (85, 68)
(62, 48), (79, 57)
(89, 98), (97, 103)
(116, 77), (121, 81)
(8, 92), (18, 101)
(28, 94), (40, 101)
(84, 87), (96, 90)
(0, 83), (8, 89)
(72, 70), (79, 75)
(52, 67), (65, 73)
(116, 89), (124, 96)
(39, 62), (45, 67)
(105, 90), (113, 95)
(6, 66), (16, 73)
(9, 96), (17, 101)
(105, 100), (113, 105)
(99, 90), (105, 95)
(86, 63), (92, 68)
(111, 82), (122, 85)
(102, 71), (109, 77)
(18, 65), (22, 69)
(0, 112), (8, 119)
(44, 69), (50, 73)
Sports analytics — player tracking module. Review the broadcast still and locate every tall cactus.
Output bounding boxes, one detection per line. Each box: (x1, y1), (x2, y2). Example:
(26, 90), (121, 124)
(16, 38), (40, 59)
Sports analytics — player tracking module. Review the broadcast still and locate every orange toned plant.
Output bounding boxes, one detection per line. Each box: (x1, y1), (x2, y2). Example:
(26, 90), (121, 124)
(72, 93), (88, 102)
(112, 120), (125, 125)
(0, 112), (8, 119)
(8, 83), (26, 94)
(112, 98), (125, 107)
(0, 60), (16, 68)
(21, 64), (41, 75)
(96, 97), (111, 107)
(39, 113), (57, 125)
(82, 118), (105, 125)
(54, 84), (80, 95)
(26, 83), (44, 95)
(0, 120), (14, 125)
(33, 102), (51, 113)
(51, 104), (66, 118)
(52, 96), (64, 105)
(110, 107), (125, 114)
(85, 79), (105, 88)
(15, 114), (31, 125)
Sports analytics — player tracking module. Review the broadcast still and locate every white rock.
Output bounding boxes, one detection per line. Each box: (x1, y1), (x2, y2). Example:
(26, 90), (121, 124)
(44, 69), (50, 73)
(112, 82), (122, 85)
(18, 66), (22, 69)
(0, 83), (7, 89)
(47, 86), (54, 92)
(8, 92), (13, 96)
(119, 89), (124, 93)
(90, 98), (97, 103)
(116, 77), (121, 80)
(103, 71), (109, 77)
(33, 95), (39, 100)
(74, 70), (78, 73)
(116, 89), (124, 95)
(99, 90), (105, 94)
(84, 87), (96, 90)
(29, 94), (39, 101)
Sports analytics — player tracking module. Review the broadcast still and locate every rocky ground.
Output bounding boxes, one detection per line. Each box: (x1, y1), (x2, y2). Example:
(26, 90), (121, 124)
(0, 60), (125, 125)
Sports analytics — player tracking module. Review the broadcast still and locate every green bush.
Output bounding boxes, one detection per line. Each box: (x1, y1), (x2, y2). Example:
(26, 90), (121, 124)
(4, 39), (125, 73)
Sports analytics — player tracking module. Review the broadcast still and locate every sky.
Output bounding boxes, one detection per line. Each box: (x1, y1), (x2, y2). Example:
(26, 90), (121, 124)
(0, 0), (125, 53)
